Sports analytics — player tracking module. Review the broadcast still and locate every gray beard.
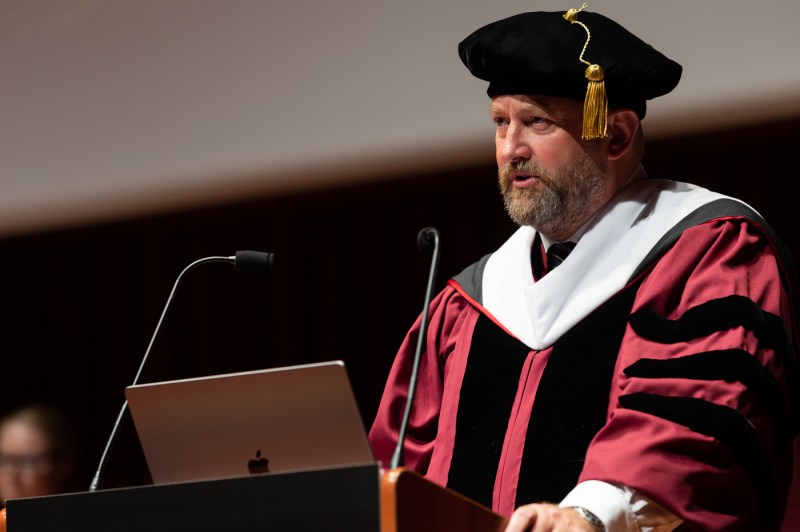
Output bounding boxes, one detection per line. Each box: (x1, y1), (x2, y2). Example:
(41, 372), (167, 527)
(498, 153), (605, 237)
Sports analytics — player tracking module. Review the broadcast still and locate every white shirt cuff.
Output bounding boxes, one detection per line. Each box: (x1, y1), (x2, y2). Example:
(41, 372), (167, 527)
(559, 480), (682, 532)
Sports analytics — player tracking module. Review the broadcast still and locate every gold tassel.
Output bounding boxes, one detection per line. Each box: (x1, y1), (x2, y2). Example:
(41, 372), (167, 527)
(582, 64), (608, 140)
(563, 4), (609, 140)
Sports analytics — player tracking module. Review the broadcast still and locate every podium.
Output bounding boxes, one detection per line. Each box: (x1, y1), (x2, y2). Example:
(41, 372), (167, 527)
(3, 464), (508, 532)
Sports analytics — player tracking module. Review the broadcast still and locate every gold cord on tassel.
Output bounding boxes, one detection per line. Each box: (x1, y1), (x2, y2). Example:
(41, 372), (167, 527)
(563, 3), (608, 140)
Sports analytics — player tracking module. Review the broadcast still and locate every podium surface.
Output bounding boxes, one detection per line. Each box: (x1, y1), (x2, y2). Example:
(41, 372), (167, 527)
(6, 463), (381, 532)
(5, 464), (507, 532)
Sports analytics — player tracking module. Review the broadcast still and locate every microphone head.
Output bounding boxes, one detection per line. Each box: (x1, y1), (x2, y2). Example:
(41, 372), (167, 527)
(234, 251), (275, 273)
(417, 227), (439, 257)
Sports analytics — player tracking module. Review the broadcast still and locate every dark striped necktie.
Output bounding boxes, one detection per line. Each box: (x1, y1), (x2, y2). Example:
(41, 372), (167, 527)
(546, 241), (577, 273)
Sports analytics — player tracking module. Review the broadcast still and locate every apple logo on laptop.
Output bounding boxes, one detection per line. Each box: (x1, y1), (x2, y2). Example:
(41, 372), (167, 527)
(248, 449), (270, 474)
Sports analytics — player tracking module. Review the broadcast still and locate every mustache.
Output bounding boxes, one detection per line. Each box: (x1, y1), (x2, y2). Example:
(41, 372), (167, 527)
(498, 160), (546, 180)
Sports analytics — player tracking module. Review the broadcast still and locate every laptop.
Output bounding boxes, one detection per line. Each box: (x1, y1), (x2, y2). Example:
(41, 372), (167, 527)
(125, 360), (376, 485)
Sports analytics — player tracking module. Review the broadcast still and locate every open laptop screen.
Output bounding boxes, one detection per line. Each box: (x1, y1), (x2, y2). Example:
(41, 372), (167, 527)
(125, 360), (375, 484)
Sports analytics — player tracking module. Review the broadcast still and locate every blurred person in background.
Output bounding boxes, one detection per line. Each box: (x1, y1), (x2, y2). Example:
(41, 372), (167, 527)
(0, 403), (84, 509)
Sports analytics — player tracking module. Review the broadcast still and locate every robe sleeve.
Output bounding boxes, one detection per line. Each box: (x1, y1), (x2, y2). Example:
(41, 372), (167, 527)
(579, 218), (799, 530)
(368, 285), (472, 473)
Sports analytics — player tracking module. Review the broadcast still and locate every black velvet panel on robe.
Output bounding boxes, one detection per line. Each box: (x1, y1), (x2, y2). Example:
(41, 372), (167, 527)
(515, 281), (639, 506)
(446, 314), (530, 507)
(445, 280), (640, 509)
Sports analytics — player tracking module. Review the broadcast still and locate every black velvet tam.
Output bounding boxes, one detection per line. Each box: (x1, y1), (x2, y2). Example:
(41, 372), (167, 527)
(458, 10), (682, 118)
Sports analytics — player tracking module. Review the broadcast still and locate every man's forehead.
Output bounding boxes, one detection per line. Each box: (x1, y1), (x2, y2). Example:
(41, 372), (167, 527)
(489, 94), (581, 115)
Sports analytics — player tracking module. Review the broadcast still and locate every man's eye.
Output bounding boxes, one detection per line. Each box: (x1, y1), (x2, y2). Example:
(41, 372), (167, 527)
(526, 117), (547, 126)
(493, 117), (509, 127)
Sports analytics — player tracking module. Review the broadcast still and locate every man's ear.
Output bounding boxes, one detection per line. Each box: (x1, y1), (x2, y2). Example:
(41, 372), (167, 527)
(606, 109), (640, 161)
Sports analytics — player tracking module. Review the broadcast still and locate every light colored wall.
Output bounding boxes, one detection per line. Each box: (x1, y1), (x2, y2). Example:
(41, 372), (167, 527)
(1, 0), (798, 236)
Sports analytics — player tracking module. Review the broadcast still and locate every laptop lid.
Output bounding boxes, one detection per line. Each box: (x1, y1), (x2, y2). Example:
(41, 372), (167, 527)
(125, 360), (375, 485)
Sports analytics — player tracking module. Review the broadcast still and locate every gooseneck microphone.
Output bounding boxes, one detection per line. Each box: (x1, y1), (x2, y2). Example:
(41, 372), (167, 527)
(89, 250), (275, 492)
(389, 227), (441, 469)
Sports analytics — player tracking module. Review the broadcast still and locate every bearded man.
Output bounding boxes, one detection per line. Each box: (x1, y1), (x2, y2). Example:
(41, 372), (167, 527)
(370, 6), (799, 531)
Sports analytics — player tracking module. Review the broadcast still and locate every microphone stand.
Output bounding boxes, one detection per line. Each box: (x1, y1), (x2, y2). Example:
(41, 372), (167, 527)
(389, 228), (441, 469)
(89, 252), (273, 491)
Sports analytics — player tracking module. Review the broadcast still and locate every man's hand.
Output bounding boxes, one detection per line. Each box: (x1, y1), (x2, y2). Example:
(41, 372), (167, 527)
(505, 503), (600, 532)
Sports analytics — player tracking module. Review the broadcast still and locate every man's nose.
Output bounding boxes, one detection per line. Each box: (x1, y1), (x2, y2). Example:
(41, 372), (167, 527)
(500, 125), (532, 163)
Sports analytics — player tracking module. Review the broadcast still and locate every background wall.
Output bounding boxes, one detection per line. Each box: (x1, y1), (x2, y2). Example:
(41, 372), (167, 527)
(1, 0), (799, 236)
(0, 0), (798, 496)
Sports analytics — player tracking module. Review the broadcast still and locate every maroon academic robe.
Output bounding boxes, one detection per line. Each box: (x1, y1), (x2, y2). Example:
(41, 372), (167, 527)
(370, 183), (799, 530)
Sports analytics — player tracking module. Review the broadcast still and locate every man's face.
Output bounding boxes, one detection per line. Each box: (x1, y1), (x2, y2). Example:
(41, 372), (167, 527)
(491, 94), (610, 240)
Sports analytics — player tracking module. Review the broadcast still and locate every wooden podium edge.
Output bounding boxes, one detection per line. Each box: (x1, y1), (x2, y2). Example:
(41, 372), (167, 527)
(380, 467), (508, 532)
